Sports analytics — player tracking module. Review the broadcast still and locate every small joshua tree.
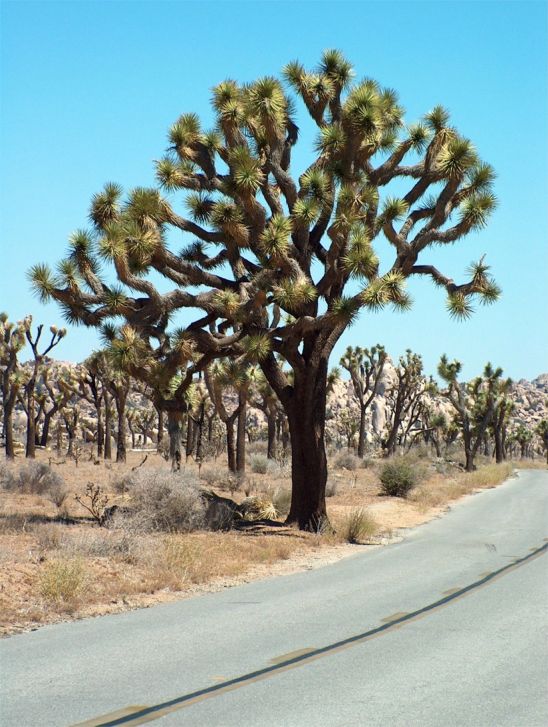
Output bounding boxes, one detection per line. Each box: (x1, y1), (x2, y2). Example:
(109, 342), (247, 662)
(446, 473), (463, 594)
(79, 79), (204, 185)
(438, 356), (506, 471)
(536, 420), (548, 464)
(0, 314), (26, 458)
(340, 344), (386, 457)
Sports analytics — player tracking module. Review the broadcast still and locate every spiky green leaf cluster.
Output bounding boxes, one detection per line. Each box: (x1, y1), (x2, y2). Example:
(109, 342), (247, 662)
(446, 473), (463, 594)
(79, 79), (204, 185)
(459, 192), (497, 229)
(273, 276), (317, 311)
(240, 334), (272, 362)
(342, 229), (378, 280)
(259, 214), (291, 258)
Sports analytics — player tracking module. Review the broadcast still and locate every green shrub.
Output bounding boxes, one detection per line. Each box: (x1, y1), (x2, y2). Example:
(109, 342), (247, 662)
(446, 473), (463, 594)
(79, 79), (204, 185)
(379, 458), (420, 498)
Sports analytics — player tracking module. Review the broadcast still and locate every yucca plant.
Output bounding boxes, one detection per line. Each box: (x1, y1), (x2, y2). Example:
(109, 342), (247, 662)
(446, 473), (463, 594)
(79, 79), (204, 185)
(30, 51), (500, 530)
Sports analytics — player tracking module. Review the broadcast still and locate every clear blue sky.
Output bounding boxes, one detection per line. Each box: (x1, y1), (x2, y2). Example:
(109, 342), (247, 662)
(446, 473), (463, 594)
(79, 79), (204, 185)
(1, 0), (547, 381)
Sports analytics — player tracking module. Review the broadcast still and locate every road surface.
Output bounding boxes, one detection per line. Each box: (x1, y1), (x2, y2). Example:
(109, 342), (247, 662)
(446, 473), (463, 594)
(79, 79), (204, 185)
(1, 469), (547, 727)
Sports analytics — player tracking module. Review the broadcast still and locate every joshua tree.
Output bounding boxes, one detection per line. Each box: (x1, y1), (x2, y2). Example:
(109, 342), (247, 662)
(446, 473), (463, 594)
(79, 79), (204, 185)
(513, 424), (533, 460)
(383, 350), (429, 455)
(490, 377), (513, 463)
(536, 419), (548, 464)
(249, 370), (282, 459)
(0, 314), (27, 458)
(19, 318), (66, 458)
(340, 344), (386, 457)
(30, 51), (500, 528)
(37, 364), (79, 447)
(205, 359), (250, 474)
(438, 356), (505, 471)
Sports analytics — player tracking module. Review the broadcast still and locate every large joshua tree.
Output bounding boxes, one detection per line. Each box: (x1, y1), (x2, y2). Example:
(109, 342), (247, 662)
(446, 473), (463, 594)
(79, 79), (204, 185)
(30, 51), (500, 529)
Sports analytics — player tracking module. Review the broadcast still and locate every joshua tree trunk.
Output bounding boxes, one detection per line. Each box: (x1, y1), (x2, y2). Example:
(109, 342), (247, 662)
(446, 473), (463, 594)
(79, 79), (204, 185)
(494, 427), (504, 464)
(236, 390), (246, 475)
(3, 404), (15, 459)
(156, 406), (164, 445)
(25, 385), (36, 459)
(40, 408), (56, 447)
(267, 413), (276, 460)
(95, 401), (104, 457)
(104, 393), (112, 460)
(167, 410), (183, 470)
(225, 419), (236, 473)
(357, 405), (367, 458)
(283, 362), (329, 530)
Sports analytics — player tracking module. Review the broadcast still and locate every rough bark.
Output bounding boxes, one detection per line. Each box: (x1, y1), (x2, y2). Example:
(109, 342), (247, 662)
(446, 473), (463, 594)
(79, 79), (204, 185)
(236, 390), (247, 475)
(167, 410), (183, 470)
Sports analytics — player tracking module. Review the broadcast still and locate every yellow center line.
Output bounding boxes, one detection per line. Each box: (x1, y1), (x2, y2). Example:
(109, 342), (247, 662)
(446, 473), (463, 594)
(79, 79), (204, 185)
(71, 539), (548, 727)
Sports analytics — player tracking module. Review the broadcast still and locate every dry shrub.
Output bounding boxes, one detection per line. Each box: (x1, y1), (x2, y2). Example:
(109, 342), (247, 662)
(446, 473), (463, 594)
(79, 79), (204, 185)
(341, 508), (379, 543)
(62, 529), (135, 560)
(250, 454), (269, 474)
(39, 558), (86, 605)
(325, 479), (338, 497)
(334, 452), (359, 471)
(123, 468), (205, 532)
(199, 466), (227, 487)
(272, 488), (291, 517)
(35, 523), (66, 551)
(0, 461), (68, 508)
(146, 533), (296, 591)
(410, 462), (514, 511)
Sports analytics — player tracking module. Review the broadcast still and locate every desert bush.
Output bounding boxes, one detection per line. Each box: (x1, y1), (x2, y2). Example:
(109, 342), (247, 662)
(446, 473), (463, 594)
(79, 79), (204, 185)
(341, 508), (379, 543)
(63, 529), (135, 559)
(379, 458), (421, 498)
(35, 523), (66, 551)
(0, 461), (67, 507)
(124, 469), (205, 532)
(247, 441), (268, 456)
(272, 488), (291, 517)
(250, 454), (269, 474)
(325, 479), (338, 497)
(39, 558), (86, 604)
(334, 452), (359, 471)
(199, 466), (227, 487)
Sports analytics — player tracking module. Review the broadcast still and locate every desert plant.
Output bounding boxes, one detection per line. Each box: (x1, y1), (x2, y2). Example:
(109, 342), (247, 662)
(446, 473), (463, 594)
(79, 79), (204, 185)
(272, 488), (292, 517)
(250, 454), (269, 474)
(325, 479), (339, 497)
(75, 482), (110, 526)
(334, 452), (359, 471)
(32, 52), (501, 530)
(126, 468), (205, 532)
(2, 461), (68, 508)
(380, 458), (421, 497)
(341, 508), (379, 543)
(39, 558), (86, 604)
(240, 496), (278, 521)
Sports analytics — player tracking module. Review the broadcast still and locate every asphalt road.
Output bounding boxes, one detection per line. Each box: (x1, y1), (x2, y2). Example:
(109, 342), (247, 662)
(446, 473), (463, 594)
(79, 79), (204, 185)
(1, 469), (547, 727)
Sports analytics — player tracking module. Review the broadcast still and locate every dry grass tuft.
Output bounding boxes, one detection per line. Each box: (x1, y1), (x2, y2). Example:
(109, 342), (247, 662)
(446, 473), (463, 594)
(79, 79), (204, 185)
(410, 462), (514, 511)
(340, 508), (379, 544)
(39, 558), (86, 606)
